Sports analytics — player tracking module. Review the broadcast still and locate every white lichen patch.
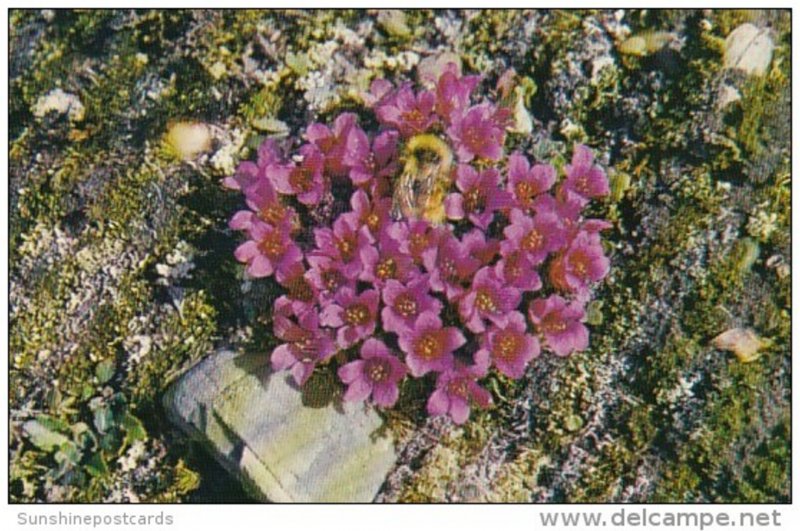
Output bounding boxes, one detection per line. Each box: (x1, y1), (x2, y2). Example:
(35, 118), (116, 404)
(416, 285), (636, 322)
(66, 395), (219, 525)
(210, 128), (247, 176)
(746, 207), (778, 242)
(155, 240), (196, 286)
(32, 88), (85, 122)
(117, 440), (147, 473)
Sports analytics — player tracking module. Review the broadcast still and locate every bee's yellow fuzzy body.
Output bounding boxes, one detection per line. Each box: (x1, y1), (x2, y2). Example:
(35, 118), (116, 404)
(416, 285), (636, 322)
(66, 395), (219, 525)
(391, 134), (454, 225)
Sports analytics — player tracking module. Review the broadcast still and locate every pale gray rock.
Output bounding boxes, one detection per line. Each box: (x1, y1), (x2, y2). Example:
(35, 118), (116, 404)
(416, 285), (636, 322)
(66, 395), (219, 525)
(164, 349), (397, 502)
(724, 23), (774, 76)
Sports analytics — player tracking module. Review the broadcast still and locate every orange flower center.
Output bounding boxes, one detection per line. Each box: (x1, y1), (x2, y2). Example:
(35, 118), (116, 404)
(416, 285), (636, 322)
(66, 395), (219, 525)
(465, 127), (481, 148)
(289, 166), (314, 192)
(322, 269), (343, 292)
(475, 289), (497, 313)
(409, 233), (430, 261)
(287, 276), (313, 302)
(376, 257), (397, 280)
(394, 293), (418, 318)
(522, 229), (543, 252)
(571, 251), (590, 277)
(495, 332), (520, 362)
(542, 316), (567, 334)
(403, 109), (424, 126)
(345, 304), (370, 325)
(258, 231), (285, 258)
(416, 332), (443, 361)
(463, 187), (485, 214)
(446, 379), (469, 400)
(440, 258), (457, 281)
(365, 359), (390, 383)
(575, 175), (590, 195)
(515, 181), (534, 203)
(366, 212), (381, 232)
(336, 236), (355, 261)
(260, 203), (288, 226)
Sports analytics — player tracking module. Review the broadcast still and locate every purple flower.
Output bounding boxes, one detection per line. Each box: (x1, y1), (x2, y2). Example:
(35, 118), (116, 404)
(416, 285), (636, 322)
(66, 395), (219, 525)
(532, 192), (582, 223)
(320, 287), (380, 348)
(398, 311), (466, 377)
(495, 245), (542, 292)
(306, 253), (355, 304)
(458, 266), (522, 333)
(446, 103), (510, 162)
(462, 228), (500, 266)
(275, 260), (318, 313)
(475, 312), (539, 378)
(381, 275), (443, 335)
(359, 230), (417, 287)
(427, 362), (492, 424)
(444, 165), (512, 230)
(549, 230), (610, 297)
(313, 213), (370, 279)
(534, 193), (613, 241)
(306, 112), (357, 178)
(233, 220), (302, 279)
(558, 144), (610, 205)
(224, 139), (288, 192)
(434, 63), (481, 122)
(388, 219), (442, 267)
(507, 152), (555, 211)
(338, 338), (407, 407)
(425, 231), (481, 301)
(343, 127), (399, 186)
(350, 189), (392, 243)
(222, 160), (260, 193)
(502, 208), (566, 265)
(375, 84), (437, 137)
(256, 137), (285, 168)
(362, 78), (394, 108)
(528, 295), (589, 357)
(272, 144), (326, 206)
(230, 176), (299, 233)
(271, 307), (336, 386)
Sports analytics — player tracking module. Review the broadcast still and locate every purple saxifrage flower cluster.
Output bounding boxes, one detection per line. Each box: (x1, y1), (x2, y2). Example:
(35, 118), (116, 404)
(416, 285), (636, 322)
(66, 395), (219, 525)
(226, 63), (611, 424)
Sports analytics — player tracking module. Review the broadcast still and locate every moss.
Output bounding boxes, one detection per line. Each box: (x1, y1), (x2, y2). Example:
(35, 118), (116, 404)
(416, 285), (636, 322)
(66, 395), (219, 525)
(126, 290), (218, 407)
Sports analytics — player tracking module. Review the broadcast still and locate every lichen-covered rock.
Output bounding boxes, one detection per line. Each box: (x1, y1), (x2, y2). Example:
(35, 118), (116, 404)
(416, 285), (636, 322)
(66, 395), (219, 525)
(163, 349), (396, 502)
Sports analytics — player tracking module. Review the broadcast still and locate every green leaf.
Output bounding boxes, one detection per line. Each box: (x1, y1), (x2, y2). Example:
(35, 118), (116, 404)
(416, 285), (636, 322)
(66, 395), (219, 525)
(122, 413), (147, 444)
(93, 406), (113, 434)
(95, 359), (116, 384)
(85, 452), (109, 478)
(285, 52), (309, 76)
(35, 414), (71, 433)
(23, 420), (69, 451)
(99, 431), (122, 453)
(585, 300), (605, 326)
(45, 386), (62, 412)
(80, 384), (95, 400)
(251, 117), (289, 136)
(58, 440), (82, 465)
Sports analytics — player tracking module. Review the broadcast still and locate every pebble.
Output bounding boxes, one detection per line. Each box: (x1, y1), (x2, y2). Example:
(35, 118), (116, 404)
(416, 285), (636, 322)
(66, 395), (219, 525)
(724, 23), (774, 76)
(163, 349), (397, 502)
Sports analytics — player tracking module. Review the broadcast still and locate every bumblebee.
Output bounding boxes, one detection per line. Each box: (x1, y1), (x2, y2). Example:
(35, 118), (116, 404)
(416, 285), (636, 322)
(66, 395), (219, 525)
(391, 134), (454, 225)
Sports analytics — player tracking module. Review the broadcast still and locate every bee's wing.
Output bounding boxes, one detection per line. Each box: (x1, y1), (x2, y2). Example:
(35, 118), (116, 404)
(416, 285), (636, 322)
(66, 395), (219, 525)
(391, 171), (418, 220)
